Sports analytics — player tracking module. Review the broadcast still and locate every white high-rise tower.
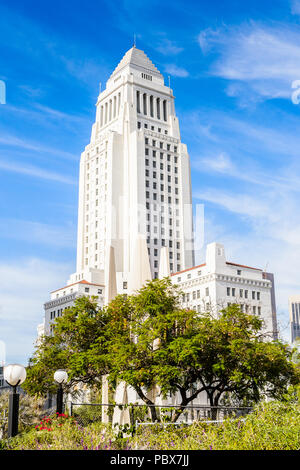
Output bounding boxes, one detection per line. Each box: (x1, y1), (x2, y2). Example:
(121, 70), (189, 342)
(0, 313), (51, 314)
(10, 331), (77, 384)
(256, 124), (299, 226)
(42, 46), (195, 334)
(69, 45), (194, 288)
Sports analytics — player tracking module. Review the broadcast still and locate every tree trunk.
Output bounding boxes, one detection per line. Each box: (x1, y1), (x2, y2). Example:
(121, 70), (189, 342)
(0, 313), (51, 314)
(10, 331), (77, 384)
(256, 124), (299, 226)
(135, 386), (159, 422)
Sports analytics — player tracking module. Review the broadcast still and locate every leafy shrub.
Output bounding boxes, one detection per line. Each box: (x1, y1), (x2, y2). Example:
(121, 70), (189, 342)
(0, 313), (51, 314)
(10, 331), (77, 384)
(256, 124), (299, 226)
(132, 400), (300, 450)
(0, 391), (47, 438)
(1, 398), (299, 450)
(3, 412), (131, 450)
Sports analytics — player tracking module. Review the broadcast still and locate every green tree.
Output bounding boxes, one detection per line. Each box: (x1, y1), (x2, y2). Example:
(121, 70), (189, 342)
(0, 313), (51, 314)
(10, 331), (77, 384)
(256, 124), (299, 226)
(107, 279), (300, 421)
(23, 296), (110, 397)
(24, 279), (300, 423)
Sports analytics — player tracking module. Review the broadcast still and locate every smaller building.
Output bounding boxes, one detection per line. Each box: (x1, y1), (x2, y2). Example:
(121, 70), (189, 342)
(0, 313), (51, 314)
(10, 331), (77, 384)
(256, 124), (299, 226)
(43, 279), (105, 336)
(171, 243), (277, 340)
(0, 366), (9, 393)
(288, 295), (300, 344)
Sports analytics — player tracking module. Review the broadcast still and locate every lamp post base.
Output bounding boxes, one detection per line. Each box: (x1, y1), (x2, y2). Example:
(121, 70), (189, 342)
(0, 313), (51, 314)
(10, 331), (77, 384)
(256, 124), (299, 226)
(8, 387), (19, 438)
(56, 384), (63, 414)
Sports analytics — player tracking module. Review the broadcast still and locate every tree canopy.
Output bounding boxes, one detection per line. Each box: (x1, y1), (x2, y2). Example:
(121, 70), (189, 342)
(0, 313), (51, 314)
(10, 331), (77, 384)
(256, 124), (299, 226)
(24, 278), (300, 421)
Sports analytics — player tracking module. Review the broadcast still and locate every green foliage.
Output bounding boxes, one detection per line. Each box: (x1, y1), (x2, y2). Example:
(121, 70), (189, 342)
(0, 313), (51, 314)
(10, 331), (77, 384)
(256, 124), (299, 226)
(23, 279), (300, 423)
(3, 413), (130, 450)
(132, 399), (300, 450)
(0, 391), (46, 438)
(107, 279), (300, 420)
(2, 398), (299, 450)
(23, 296), (111, 396)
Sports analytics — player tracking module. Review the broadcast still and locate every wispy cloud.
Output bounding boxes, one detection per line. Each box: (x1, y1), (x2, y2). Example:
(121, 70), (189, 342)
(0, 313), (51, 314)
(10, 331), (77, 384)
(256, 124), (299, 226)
(291, 0), (300, 15)
(0, 218), (76, 248)
(164, 64), (189, 77)
(197, 22), (300, 102)
(0, 258), (73, 364)
(0, 131), (78, 161)
(156, 38), (184, 56)
(0, 159), (76, 184)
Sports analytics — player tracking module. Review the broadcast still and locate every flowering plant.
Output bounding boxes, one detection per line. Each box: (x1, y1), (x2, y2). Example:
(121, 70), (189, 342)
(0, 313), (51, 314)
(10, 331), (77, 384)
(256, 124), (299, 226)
(35, 412), (75, 432)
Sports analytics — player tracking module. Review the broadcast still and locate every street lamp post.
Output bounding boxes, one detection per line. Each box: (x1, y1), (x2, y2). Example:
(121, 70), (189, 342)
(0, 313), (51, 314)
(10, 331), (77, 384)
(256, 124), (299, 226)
(4, 364), (26, 438)
(54, 370), (68, 414)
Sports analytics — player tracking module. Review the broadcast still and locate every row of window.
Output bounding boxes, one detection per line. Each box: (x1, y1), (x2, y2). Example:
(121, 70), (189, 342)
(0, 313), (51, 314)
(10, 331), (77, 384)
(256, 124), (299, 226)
(136, 91), (167, 121)
(145, 138), (177, 153)
(145, 159), (178, 173)
(291, 303), (300, 325)
(146, 194), (180, 205)
(146, 182), (179, 194)
(145, 150), (178, 163)
(99, 93), (121, 127)
(227, 287), (260, 300)
(228, 303), (261, 315)
(50, 308), (65, 320)
(182, 288), (209, 303)
(176, 270), (202, 282)
(137, 122), (168, 134)
(145, 171), (178, 185)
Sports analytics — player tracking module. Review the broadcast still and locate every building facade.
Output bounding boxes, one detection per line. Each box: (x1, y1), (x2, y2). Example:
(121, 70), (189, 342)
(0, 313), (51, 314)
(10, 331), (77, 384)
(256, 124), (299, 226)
(72, 45), (194, 286)
(289, 296), (300, 344)
(171, 242), (277, 339)
(40, 45), (277, 353)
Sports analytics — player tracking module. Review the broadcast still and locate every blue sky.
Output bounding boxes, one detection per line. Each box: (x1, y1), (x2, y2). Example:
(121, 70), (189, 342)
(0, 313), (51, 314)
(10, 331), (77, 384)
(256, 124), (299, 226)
(1, 0), (300, 364)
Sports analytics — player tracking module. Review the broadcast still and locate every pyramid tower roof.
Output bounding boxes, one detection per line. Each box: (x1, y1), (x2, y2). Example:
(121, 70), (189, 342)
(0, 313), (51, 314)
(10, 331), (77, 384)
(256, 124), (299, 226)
(111, 46), (163, 78)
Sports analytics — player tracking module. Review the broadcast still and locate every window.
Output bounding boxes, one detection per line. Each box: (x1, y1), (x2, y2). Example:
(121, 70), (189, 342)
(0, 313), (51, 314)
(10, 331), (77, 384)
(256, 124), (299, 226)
(123, 282), (127, 289)
(232, 288), (235, 297)
(245, 290), (248, 299)
(150, 95), (154, 117)
(187, 273), (191, 279)
(237, 270), (241, 275)
(156, 98), (160, 119)
(143, 93), (147, 114)
(253, 306), (256, 314)
(163, 100), (167, 121)
(252, 291), (255, 300)
(136, 90), (140, 113)
(240, 289), (243, 297)
(98, 289), (102, 294)
(85, 287), (90, 293)
(206, 287), (209, 296)
(227, 287), (230, 296)
(258, 306), (261, 315)
(257, 292), (260, 301)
